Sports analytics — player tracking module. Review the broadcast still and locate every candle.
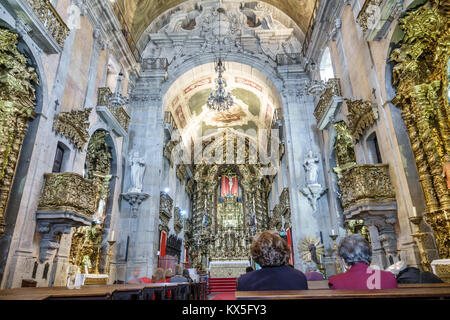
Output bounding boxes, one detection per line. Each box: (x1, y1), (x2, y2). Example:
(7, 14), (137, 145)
(412, 206), (417, 217)
(331, 229), (335, 235)
(110, 230), (115, 242)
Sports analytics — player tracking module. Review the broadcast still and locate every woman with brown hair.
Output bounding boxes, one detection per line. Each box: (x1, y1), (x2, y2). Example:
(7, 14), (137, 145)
(153, 268), (165, 283)
(236, 230), (308, 291)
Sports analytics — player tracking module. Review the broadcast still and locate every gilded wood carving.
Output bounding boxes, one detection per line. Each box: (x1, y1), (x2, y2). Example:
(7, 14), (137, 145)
(0, 29), (38, 235)
(390, 0), (450, 258)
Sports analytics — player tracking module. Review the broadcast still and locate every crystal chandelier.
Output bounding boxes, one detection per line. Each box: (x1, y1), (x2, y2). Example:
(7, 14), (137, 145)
(206, 7), (233, 112)
(207, 58), (234, 111)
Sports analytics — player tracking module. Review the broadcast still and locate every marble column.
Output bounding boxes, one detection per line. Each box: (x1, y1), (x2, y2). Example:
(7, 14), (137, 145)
(278, 66), (333, 272)
(117, 68), (166, 281)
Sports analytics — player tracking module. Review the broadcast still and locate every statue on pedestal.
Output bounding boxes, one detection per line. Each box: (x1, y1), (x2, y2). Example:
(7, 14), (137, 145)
(128, 151), (146, 193)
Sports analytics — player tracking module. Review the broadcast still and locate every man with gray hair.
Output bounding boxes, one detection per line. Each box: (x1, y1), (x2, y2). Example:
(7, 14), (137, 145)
(170, 264), (189, 283)
(328, 234), (397, 290)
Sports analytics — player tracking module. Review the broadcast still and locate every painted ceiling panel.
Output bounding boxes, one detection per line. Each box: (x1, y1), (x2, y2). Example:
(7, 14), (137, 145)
(114, 0), (315, 45)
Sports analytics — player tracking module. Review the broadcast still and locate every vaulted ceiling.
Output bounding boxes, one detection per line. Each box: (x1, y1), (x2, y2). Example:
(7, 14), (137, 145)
(112, 0), (316, 47)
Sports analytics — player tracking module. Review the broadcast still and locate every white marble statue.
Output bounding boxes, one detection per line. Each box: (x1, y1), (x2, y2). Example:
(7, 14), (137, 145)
(128, 151), (146, 193)
(304, 150), (320, 185)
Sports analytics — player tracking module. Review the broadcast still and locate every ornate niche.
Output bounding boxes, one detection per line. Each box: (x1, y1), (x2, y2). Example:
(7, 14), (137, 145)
(53, 108), (91, 150)
(390, 1), (450, 259)
(68, 130), (113, 274)
(0, 29), (39, 235)
(159, 192), (173, 232)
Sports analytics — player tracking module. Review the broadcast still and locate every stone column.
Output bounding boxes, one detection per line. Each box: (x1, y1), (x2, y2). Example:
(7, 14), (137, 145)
(117, 68), (166, 281)
(278, 66), (332, 271)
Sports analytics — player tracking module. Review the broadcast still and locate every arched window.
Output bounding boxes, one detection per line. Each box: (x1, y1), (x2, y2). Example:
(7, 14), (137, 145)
(319, 47), (334, 82)
(366, 132), (382, 164)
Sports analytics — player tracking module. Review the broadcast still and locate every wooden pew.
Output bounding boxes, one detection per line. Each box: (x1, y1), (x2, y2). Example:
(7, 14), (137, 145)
(235, 287), (450, 300)
(306, 280), (450, 290)
(0, 283), (192, 301)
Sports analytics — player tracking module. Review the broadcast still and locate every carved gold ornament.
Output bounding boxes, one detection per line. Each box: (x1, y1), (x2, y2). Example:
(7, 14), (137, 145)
(345, 99), (379, 142)
(337, 164), (396, 211)
(25, 0), (70, 48)
(390, 0), (450, 258)
(0, 29), (38, 235)
(53, 109), (91, 150)
(38, 173), (98, 217)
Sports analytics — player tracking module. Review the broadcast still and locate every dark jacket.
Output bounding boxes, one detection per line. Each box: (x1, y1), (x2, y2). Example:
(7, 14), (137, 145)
(328, 262), (397, 290)
(396, 267), (444, 284)
(236, 265), (308, 291)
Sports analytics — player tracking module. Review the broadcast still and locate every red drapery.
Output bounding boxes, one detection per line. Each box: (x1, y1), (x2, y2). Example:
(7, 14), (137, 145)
(160, 231), (167, 257)
(184, 246), (189, 264)
(286, 228), (294, 265)
(221, 176), (238, 197)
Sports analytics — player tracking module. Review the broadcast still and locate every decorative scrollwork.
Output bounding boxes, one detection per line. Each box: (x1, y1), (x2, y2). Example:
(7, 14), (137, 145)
(38, 173), (98, 217)
(390, 0), (450, 258)
(345, 99), (378, 142)
(53, 109), (91, 150)
(0, 29), (39, 235)
(337, 164), (396, 211)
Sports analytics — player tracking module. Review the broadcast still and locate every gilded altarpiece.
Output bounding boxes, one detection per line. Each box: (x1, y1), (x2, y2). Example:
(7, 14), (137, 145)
(0, 29), (38, 235)
(69, 131), (113, 274)
(187, 164), (270, 273)
(390, 0), (450, 259)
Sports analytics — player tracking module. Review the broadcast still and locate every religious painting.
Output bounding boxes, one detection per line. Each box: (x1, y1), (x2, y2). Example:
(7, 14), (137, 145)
(211, 105), (247, 124)
(184, 78), (212, 95)
(175, 105), (187, 128)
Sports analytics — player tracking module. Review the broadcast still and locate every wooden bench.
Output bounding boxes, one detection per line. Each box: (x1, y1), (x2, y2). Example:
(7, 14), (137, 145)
(235, 287), (450, 300)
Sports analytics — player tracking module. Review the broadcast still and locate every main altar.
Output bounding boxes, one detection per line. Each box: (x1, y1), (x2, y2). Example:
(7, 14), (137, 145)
(185, 164), (271, 275)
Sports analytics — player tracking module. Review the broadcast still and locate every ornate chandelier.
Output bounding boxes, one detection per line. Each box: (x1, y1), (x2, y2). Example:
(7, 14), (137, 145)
(207, 58), (234, 112)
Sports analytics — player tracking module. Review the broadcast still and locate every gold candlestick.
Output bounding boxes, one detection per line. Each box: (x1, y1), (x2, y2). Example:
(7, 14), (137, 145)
(329, 234), (342, 274)
(409, 215), (431, 272)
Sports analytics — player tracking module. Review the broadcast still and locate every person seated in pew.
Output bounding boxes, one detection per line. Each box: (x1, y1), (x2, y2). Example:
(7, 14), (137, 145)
(328, 234), (397, 290)
(127, 267), (143, 284)
(246, 266), (254, 273)
(171, 265), (189, 283)
(386, 261), (444, 284)
(183, 269), (193, 283)
(305, 262), (324, 281)
(153, 268), (166, 283)
(164, 268), (173, 282)
(236, 230), (308, 291)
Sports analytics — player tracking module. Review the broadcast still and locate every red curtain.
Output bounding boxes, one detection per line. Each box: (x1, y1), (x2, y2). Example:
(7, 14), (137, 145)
(286, 228), (294, 265)
(184, 246), (189, 264)
(221, 176), (239, 197)
(232, 176), (238, 197)
(160, 231), (167, 257)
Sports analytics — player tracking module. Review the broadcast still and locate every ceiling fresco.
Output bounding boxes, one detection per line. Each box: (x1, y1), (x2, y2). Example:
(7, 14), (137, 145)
(113, 0), (316, 47)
